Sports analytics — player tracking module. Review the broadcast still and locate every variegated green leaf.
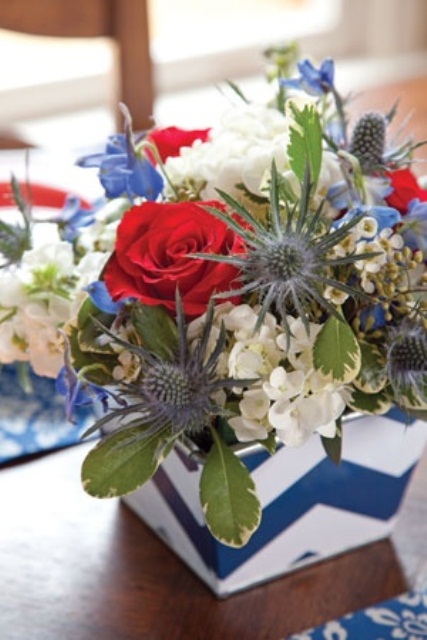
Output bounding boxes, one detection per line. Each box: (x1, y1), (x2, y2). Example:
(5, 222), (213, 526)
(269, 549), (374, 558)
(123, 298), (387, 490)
(313, 315), (361, 383)
(82, 424), (171, 498)
(347, 386), (392, 415)
(200, 429), (261, 547)
(353, 341), (387, 394)
(287, 101), (322, 188)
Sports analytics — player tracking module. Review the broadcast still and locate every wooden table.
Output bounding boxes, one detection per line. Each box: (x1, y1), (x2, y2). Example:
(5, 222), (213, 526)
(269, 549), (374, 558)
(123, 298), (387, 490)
(0, 440), (426, 640)
(1, 75), (427, 639)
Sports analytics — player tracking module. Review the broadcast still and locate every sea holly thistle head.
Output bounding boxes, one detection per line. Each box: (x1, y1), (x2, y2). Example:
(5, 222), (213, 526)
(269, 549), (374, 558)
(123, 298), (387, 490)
(198, 162), (378, 344)
(386, 320), (427, 408)
(348, 103), (425, 173)
(82, 294), (251, 440)
(349, 112), (387, 173)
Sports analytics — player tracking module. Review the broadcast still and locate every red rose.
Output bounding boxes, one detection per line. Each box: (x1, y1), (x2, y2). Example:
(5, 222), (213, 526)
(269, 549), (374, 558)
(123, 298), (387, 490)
(385, 168), (427, 214)
(146, 126), (210, 163)
(104, 200), (244, 317)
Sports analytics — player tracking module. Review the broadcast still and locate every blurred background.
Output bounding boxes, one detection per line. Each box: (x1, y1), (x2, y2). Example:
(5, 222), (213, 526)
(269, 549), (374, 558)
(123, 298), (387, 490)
(1, 0), (427, 150)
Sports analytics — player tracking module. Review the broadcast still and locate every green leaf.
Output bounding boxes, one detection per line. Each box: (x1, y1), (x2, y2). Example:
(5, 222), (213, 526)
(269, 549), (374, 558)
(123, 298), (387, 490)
(200, 428), (261, 547)
(321, 419), (342, 465)
(347, 386), (392, 414)
(131, 302), (178, 360)
(313, 314), (361, 383)
(353, 341), (387, 394)
(77, 297), (116, 354)
(258, 431), (277, 455)
(68, 326), (117, 386)
(287, 102), (322, 188)
(82, 424), (171, 498)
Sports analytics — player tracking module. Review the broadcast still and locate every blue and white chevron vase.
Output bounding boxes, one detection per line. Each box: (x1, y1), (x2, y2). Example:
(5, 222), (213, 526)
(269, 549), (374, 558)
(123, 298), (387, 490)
(123, 409), (427, 597)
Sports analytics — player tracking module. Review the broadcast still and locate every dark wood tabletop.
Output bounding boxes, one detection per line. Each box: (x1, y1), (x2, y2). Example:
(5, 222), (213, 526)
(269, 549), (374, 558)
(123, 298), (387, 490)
(1, 75), (427, 640)
(0, 439), (426, 640)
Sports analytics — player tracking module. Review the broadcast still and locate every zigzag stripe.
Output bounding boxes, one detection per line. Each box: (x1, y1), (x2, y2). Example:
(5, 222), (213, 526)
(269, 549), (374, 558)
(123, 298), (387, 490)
(153, 458), (415, 579)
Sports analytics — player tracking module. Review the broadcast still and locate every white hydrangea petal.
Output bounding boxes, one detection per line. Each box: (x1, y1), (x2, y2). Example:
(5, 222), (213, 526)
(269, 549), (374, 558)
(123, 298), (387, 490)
(239, 388), (270, 420)
(228, 415), (269, 442)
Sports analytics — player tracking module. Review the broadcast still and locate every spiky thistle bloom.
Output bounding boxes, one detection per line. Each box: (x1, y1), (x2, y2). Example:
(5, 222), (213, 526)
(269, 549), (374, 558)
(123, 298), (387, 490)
(92, 296), (250, 440)
(386, 321), (427, 405)
(349, 112), (386, 173)
(196, 163), (378, 340)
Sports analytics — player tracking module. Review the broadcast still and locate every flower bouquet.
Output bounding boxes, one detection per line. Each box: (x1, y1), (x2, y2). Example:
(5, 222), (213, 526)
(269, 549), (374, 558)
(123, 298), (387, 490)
(59, 47), (427, 571)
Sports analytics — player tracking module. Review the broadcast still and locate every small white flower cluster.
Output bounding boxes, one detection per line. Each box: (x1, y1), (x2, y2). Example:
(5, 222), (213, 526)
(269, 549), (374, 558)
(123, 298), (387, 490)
(189, 303), (346, 448)
(0, 223), (106, 377)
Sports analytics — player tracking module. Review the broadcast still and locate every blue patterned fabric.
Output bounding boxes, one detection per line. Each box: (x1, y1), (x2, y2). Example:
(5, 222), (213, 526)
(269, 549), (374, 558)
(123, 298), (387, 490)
(0, 364), (96, 464)
(287, 591), (427, 639)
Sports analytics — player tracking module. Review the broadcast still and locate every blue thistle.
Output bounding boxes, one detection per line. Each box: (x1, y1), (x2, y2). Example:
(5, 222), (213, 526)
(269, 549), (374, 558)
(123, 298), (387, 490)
(387, 322), (427, 405)
(92, 296), (250, 439)
(197, 163), (378, 340)
(349, 112), (386, 173)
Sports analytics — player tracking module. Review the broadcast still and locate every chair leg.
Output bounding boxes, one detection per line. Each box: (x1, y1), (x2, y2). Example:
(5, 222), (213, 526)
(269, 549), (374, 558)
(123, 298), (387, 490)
(111, 0), (155, 133)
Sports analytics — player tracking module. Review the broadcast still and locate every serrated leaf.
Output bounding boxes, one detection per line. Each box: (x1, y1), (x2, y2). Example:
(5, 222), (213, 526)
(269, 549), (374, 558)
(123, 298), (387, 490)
(82, 424), (171, 498)
(131, 302), (178, 360)
(287, 102), (322, 188)
(347, 386), (392, 415)
(313, 315), (361, 383)
(200, 429), (261, 547)
(353, 341), (387, 394)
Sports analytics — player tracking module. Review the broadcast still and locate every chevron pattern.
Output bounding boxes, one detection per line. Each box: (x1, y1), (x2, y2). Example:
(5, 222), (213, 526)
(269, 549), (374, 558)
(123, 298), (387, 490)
(123, 411), (427, 597)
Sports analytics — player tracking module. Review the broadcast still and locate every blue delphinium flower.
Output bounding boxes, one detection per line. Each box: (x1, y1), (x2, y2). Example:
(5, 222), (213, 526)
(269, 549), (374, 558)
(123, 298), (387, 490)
(332, 205), (401, 233)
(399, 198), (427, 259)
(76, 105), (163, 203)
(84, 280), (124, 315)
(55, 194), (96, 242)
(280, 57), (335, 96)
(327, 175), (393, 212)
(56, 346), (109, 423)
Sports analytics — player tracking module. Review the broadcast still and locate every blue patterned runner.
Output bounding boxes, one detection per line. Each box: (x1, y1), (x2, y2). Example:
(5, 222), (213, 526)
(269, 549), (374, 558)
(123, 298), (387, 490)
(287, 591), (427, 639)
(0, 364), (95, 464)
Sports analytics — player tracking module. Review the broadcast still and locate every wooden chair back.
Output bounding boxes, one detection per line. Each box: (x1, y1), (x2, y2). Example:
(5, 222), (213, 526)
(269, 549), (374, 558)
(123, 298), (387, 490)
(0, 0), (154, 146)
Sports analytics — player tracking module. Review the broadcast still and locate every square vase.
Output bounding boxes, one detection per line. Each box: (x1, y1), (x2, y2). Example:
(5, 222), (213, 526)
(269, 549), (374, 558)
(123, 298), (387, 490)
(123, 409), (427, 598)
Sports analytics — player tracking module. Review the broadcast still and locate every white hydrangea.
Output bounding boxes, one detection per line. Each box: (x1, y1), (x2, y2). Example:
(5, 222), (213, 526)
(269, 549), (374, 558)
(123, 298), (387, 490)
(164, 100), (343, 217)
(164, 103), (291, 201)
(220, 307), (346, 447)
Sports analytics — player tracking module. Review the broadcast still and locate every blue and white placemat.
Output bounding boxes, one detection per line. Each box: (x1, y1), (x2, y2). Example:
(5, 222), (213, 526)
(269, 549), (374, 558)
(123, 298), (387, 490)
(0, 364), (95, 464)
(287, 591), (427, 639)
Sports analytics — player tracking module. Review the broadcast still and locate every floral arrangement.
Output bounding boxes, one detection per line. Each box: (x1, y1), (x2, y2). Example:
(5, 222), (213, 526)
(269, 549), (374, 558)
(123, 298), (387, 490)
(10, 46), (427, 547)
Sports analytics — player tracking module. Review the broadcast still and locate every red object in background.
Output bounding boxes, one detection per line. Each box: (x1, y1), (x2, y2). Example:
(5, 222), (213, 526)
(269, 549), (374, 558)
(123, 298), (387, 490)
(385, 168), (427, 214)
(0, 181), (91, 209)
(146, 126), (211, 163)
